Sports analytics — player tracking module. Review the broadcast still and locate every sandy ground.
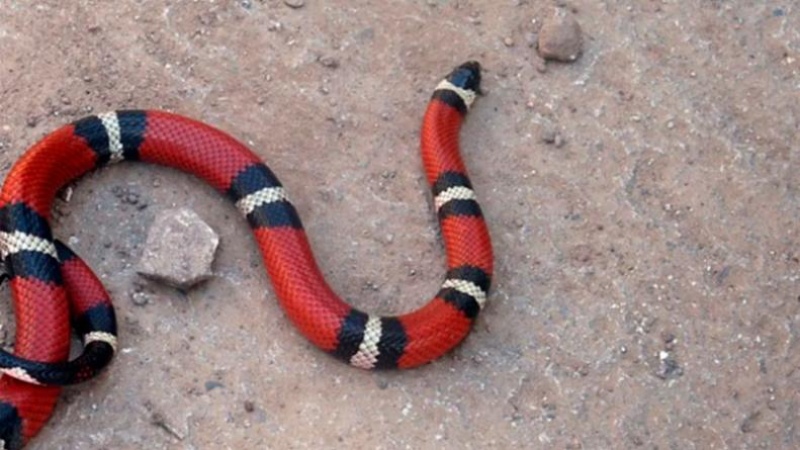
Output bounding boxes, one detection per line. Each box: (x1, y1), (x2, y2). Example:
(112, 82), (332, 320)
(0, 1), (798, 449)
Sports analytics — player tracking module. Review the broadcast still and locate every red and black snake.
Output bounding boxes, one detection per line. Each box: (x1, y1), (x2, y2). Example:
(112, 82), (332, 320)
(0, 61), (492, 448)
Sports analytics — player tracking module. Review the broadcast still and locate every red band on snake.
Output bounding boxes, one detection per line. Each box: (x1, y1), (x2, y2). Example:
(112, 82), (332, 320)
(0, 61), (492, 448)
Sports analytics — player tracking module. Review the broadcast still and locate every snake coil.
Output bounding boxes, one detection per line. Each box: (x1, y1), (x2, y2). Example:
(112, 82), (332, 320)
(0, 61), (492, 449)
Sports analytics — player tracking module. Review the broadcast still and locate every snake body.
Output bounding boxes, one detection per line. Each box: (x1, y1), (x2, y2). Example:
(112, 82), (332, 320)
(0, 61), (492, 448)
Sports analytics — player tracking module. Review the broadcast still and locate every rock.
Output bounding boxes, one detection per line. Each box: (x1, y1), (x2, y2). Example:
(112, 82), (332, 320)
(538, 9), (583, 62)
(740, 411), (761, 433)
(131, 291), (150, 306)
(318, 55), (340, 69)
(283, 0), (305, 9)
(137, 208), (219, 290)
(654, 351), (683, 380)
(204, 380), (224, 391)
(541, 129), (565, 147)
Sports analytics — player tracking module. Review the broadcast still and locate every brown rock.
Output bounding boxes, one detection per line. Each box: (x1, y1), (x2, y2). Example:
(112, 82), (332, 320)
(538, 9), (583, 62)
(137, 208), (219, 289)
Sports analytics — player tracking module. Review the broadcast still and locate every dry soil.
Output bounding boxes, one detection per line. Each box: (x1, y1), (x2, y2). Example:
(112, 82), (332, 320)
(0, 1), (798, 449)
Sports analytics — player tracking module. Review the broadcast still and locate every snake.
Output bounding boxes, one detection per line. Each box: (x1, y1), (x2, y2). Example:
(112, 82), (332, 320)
(0, 61), (492, 448)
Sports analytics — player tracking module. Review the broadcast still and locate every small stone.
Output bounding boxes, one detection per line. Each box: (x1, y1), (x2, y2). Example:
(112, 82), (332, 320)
(541, 129), (565, 147)
(283, 0), (305, 9)
(137, 208), (219, 289)
(204, 380), (224, 391)
(503, 37), (515, 47)
(58, 186), (74, 202)
(740, 411), (761, 433)
(318, 55), (340, 69)
(654, 352), (683, 380)
(538, 9), (583, 62)
(26, 116), (39, 127)
(244, 400), (255, 412)
(131, 291), (150, 306)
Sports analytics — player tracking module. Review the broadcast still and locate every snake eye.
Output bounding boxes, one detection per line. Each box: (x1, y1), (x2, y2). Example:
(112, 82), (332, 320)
(446, 61), (482, 94)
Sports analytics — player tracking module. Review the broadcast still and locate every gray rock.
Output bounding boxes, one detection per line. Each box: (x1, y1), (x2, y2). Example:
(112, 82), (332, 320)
(137, 208), (219, 289)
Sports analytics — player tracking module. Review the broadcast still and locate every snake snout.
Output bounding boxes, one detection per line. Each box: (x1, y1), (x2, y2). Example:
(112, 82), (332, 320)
(447, 61), (482, 95)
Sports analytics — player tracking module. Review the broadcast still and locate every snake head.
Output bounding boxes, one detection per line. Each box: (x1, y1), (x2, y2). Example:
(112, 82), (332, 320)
(446, 61), (482, 95)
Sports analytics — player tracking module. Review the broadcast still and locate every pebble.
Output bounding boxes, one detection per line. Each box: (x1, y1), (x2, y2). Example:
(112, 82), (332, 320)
(205, 380), (224, 391)
(58, 186), (74, 202)
(318, 55), (340, 69)
(283, 0), (305, 9)
(538, 9), (583, 62)
(131, 291), (151, 306)
(655, 351), (683, 380)
(740, 411), (761, 433)
(541, 129), (565, 148)
(137, 208), (219, 290)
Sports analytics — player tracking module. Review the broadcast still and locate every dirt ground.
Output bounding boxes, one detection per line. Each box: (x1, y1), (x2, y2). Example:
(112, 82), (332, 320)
(0, 1), (798, 449)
